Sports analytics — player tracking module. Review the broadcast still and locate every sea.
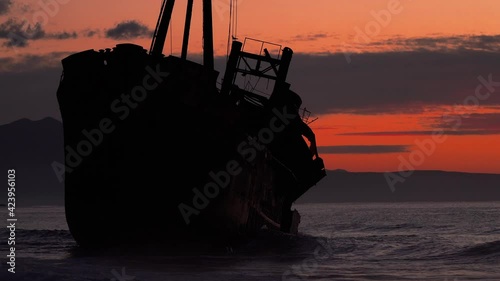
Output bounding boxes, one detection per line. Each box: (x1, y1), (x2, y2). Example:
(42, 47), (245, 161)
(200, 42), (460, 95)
(0, 202), (499, 281)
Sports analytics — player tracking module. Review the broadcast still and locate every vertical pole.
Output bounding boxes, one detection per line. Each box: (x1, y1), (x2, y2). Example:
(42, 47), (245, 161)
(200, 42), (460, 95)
(269, 47), (294, 104)
(151, 0), (176, 58)
(277, 47), (293, 82)
(203, 0), (214, 70)
(221, 41), (242, 96)
(181, 0), (194, 60)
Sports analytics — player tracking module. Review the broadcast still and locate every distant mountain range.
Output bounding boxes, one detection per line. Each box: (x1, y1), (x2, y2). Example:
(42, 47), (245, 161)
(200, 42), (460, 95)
(0, 118), (499, 206)
(0, 118), (64, 206)
(297, 169), (500, 203)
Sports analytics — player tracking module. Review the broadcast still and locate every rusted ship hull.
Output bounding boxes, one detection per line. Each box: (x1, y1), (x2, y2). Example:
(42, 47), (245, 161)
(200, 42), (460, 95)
(57, 0), (326, 249)
(57, 44), (324, 247)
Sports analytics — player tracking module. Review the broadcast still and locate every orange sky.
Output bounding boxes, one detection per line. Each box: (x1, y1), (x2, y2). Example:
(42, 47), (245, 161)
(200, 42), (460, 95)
(1, 0), (499, 173)
(311, 106), (500, 174)
(5, 0), (500, 56)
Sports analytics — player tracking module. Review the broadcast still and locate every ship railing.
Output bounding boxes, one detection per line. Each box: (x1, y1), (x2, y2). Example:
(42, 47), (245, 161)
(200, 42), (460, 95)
(301, 107), (319, 125)
(229, 37), (285, 99)
(241, 37), (283, 60)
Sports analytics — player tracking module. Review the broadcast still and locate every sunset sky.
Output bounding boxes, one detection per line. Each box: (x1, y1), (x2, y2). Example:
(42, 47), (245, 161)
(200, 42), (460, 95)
(1, 0), (499, 173)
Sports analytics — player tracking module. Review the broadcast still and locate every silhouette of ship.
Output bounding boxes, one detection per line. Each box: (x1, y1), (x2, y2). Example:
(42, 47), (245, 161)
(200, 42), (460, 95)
(56, 0), (326, 248)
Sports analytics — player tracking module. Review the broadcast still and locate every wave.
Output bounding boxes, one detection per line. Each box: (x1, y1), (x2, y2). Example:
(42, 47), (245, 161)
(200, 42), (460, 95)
(458, 240), (500, 257)
(0, 228), (72, 239)
(0, 229), (74, 251)
(361, 223), (423, 232)
(228, 231), (338, 257)
(0, 227), (352, 260)
(483, 228), (500, 234)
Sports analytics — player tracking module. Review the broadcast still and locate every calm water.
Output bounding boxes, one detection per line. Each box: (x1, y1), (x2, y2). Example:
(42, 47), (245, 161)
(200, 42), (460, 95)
(1, 202), (499, 281)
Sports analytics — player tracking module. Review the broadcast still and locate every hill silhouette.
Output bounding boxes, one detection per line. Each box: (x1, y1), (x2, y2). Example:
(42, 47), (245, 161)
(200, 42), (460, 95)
(0, 117), (64, 206)
(298, 170), (500, 203)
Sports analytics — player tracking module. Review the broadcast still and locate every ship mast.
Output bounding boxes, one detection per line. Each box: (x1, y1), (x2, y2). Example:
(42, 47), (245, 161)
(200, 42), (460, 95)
(181, 0), (194, 60)
(150, 0), (215, 71)
(202, 0), (214, 70)
(150, 0), (175, 58)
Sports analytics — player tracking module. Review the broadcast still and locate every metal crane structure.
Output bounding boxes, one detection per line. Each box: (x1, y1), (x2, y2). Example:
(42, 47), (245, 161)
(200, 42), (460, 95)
(150, 0), (214, 70)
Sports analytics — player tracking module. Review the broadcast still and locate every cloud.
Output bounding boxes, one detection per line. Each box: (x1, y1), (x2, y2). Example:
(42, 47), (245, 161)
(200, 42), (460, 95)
(433, 112), (500, 133)
(0, 18), (81, 47)
(105, 20), (152, 40)
(339, 112), (500, 136)
(0, 52), (70, 72)
(291, 33), (330, 42)
(0, 61), (63, 123)
(47, 31), (78, 40)
(0, 0), (12, 15)
(318, 145), (410, 154)
(285, 50), (500, 115)
(380, 34), (500, 53)
(0, 19), (44, 47)
(344, 34), (500, 53)
(339, 130), (500, 136)
(2, 47), (500, 123)
(82, 29), (100, 38)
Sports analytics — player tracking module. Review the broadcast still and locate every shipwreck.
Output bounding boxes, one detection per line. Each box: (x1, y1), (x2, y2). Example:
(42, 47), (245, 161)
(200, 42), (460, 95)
(56, 0), (326, 248)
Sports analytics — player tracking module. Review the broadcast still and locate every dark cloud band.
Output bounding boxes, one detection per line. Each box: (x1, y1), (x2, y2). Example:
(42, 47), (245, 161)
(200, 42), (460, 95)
(318, 145), (410, 154)
(105, 20), (152, 40)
